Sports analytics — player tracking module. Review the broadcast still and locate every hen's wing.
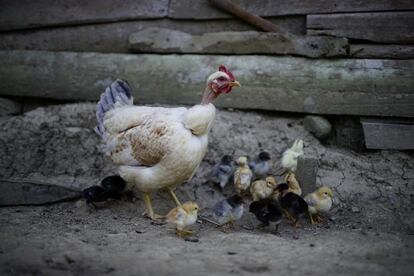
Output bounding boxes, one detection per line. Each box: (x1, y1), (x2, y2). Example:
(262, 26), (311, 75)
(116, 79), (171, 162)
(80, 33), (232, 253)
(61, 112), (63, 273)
(96, 80), (188, 167)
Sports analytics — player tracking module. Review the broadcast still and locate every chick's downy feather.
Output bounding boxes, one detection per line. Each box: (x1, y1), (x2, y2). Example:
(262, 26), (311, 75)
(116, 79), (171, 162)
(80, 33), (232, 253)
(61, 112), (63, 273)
(281, 139), (304, 172)
(304, 187), (333, 215)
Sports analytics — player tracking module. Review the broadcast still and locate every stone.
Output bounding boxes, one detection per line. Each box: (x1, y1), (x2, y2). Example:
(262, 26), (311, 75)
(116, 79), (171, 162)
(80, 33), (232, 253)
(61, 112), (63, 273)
(304, 115), (332, 139)
(295, 156), (318, 196)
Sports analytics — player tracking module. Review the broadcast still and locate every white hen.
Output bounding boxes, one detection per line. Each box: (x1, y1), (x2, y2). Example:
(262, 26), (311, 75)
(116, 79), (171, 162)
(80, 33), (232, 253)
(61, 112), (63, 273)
(95, 66), (241, 220)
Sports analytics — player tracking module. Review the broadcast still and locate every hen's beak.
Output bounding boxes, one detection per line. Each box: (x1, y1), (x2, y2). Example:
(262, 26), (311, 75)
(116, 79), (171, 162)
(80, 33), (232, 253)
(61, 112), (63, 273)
(229, 81), (241, 87)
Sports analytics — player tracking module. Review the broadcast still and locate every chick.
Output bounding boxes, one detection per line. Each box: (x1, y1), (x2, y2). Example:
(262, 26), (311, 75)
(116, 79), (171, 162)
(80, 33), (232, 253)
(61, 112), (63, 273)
(249, 151), (271, 180)
(100, 175), (126, 199)
(284, 172), (302, 196)
(277, 183), (308, 228)
(234, 156), (253, 196)
(209, 155), (234, 189)
(166, 201), (199, 237)
(212, 195), (244, 230)
(281, 139), (304, 172)
(304, 187), (333, 224)
(250, 176), (278, 201)
(249, 198), (283, 234)
(82, 185), (108, 207)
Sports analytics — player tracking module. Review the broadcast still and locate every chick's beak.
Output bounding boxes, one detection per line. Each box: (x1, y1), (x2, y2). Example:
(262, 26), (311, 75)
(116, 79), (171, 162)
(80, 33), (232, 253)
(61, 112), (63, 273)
(229, 80), (241, 87)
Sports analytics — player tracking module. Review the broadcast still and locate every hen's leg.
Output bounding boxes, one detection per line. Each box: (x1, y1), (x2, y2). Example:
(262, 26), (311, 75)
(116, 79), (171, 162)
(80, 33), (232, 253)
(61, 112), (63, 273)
(167, 188), (182, 206)
(143, 193), (164, 220)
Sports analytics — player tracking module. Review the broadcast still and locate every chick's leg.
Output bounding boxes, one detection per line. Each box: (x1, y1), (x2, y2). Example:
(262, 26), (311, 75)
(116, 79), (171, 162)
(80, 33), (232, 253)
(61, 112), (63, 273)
(314, 214), (324, 223)
(143, 193), (164, 220)
(167, 188), (182, 206)
(309, 213), (316, 225)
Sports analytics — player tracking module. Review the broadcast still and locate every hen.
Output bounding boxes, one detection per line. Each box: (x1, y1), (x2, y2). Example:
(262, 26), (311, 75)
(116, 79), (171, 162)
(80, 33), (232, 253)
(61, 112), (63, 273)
(95, 65), (240, 220)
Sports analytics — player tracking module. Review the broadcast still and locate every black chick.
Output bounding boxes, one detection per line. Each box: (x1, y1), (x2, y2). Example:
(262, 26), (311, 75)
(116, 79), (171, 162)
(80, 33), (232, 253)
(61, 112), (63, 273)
(249, 198), (283, 234)
(100, 175), (126, 199)
(82, 185), (109, 207)
(277, 183), (308, 228)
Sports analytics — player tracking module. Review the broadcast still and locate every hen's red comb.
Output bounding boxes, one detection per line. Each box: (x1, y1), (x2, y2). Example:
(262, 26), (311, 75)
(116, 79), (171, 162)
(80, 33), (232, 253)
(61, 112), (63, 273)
(219, 65), (235, 81)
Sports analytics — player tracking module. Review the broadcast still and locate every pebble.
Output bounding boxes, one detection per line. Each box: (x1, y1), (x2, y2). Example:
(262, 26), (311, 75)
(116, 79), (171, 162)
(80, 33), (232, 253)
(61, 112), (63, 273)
(184, 236), (199, 243)
(351, 207), (360, 213)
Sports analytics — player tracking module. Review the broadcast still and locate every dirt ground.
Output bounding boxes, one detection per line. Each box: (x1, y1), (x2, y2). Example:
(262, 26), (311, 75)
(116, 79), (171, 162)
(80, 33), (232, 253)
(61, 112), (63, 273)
(0, 103), (413, 276)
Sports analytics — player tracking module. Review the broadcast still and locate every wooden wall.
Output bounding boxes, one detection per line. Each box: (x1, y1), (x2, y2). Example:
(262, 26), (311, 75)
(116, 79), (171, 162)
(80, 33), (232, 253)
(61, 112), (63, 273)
(0, 0), (413, 117)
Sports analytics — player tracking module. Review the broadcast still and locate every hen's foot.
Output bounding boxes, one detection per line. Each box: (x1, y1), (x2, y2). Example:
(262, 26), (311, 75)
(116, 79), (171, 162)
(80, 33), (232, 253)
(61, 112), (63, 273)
(176, 229), (194, 237)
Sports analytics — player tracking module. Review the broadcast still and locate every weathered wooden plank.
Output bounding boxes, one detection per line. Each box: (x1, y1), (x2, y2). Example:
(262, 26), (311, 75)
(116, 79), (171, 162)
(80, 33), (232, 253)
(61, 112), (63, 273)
(0, 17), (305, 53)
(169, 0), (414, 19)
(361, 118), (414, 150)
(350, 44), (414, 59)
(0, 0), (169, 32)
(0, 97), (21, 116)
(0, 50), (413, 117)
(128, 28), (348, 57)
(307, 12), (414, 43)
(0, 179), (81, 206)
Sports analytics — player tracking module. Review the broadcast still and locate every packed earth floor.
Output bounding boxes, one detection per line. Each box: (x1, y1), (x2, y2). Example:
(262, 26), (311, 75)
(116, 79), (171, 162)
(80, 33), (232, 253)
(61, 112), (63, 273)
(0, 103), (413, 276)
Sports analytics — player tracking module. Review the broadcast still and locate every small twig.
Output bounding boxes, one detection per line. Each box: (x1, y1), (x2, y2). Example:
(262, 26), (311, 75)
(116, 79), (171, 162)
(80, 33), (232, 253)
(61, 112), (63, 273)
(199, 215), (220, 226)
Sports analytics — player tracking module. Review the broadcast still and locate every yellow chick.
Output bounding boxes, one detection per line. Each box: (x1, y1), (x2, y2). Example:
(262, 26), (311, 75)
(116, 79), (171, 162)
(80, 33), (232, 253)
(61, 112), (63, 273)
(250, 176), (278, 201)
(281, 139), (304, 172)
(234, 156), (253, 196)
(166, 201), (199, 237)
(304, 187), (333, 224)
(284, 172), (302, 196)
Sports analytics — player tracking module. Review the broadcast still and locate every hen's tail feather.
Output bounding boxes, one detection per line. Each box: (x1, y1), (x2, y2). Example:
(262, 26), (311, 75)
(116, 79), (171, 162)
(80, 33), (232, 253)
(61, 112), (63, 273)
(95, 79), (133, 137)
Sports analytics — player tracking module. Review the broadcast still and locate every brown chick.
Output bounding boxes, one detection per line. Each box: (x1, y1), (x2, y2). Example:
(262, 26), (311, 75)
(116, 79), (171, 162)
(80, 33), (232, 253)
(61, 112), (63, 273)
(284, 172), (302, 196)
(234, 156), (253, 197)
(250, 176), (278, 201)
(166, 201), (199, 237)
(304, 187), (333, 224)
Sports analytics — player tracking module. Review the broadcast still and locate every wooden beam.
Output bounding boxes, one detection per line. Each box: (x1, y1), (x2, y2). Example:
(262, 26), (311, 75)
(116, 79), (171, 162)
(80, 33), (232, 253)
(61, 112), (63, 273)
(307, 12), (414, 43)
(0, 0), (169, 32)
(0, 17), (305, 53)
(361, 118), (414, 150)
(0, 50), (413, 117)
(350, 44), (414, 59)
(169, 0), (414, 19)
(128, 28), (348, 58)
(0, 179), (81, 206)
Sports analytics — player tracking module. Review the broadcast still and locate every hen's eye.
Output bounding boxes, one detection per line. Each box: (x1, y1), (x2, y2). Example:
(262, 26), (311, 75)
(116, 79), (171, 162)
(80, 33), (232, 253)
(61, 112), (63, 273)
(217, 77), (226, 81)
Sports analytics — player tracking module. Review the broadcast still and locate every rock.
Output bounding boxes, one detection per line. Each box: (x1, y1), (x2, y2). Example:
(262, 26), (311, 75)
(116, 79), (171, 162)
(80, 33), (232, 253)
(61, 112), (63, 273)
(296, 156), (318, 195)
(351, 206), (361, 213)
(128, 27), (349, 58)
(184, 236), (199, 243)
(0, 97), (21, 116)
(304, 115), (332, 139)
